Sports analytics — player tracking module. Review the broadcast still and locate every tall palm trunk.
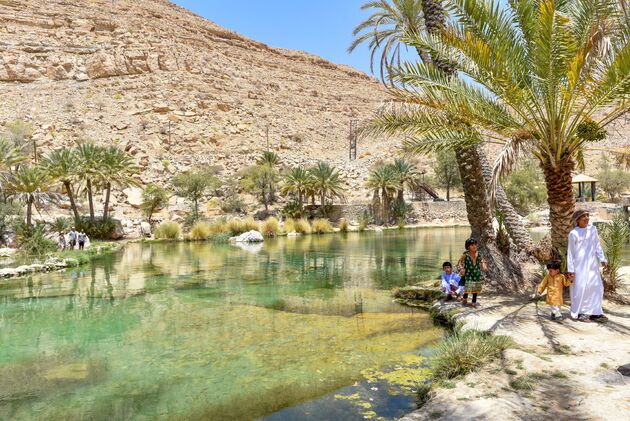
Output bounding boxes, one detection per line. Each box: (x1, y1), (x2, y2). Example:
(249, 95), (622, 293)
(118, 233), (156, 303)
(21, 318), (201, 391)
(63, 180), (80, 222)
(86, 178), (95, 221)
(103, 181), (111, 220)
(478, 151), (534, 251)
(542, 159), (576, 254)
(26, 196), (33, 227)
(372, 189), (382, 225)
(381, 188), (390, 225)
(456, 145), (524, 291)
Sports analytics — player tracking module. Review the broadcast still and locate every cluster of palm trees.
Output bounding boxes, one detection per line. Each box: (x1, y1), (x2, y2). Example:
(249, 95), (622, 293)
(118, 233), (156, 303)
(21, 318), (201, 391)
(367, 158), (418, 224)
(280, 159), (345, 217)
(0, 138), (138, 229)
(352, 0), (630, 259)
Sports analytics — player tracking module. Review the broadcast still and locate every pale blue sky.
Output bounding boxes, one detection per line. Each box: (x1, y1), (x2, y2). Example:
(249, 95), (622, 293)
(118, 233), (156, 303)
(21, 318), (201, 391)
(172, 0), (416, 76)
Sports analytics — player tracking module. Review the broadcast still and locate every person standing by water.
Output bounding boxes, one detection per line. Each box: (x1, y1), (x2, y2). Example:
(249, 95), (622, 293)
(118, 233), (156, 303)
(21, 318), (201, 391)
(457, 238), (488, 308)
(68, 227), (77, 250)
(78, 231), (87, 250)
(567, 210), (608, 322)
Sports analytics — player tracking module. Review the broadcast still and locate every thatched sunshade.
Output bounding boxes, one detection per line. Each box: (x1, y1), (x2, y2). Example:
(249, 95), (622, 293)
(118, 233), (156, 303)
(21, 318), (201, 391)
(572, 173), (598, 202)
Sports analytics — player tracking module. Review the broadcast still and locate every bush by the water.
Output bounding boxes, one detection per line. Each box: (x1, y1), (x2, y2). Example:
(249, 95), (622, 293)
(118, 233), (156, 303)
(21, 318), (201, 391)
(338, 218), (349, 232)
(295, 218), (312, 234)
(284, 218), (296, 233)
(242, 216), (259, 232)
(432, 330), (512, 380)
(600, 210), (629, 294)
(189, 221), (211, 240)
(154, 221), (181, 240)
(311, 218), (333, 234)
(358, 211), (371, 232)
(260, 217), (281, 237)
(76, 218), (118, 240)
(19, 225), (58, 256)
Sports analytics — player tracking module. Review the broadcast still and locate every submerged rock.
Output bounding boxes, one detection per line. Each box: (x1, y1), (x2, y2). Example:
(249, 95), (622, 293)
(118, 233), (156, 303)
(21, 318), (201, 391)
(231, 230), (264, 243)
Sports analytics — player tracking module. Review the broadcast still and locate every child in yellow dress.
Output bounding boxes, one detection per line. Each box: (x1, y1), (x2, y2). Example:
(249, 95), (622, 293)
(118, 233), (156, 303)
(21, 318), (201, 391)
(537, 261), (573, 321)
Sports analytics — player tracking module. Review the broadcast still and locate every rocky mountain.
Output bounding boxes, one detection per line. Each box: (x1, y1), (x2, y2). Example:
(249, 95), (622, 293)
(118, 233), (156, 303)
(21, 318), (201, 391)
(1, 0), (417, 219)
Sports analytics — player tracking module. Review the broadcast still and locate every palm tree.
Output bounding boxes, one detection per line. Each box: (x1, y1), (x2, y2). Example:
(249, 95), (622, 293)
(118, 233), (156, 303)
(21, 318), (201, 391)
(5, 165), (53, 227)
(0, 137), (25, 172)
(309, 162), (345, 215)
(282, 167), (313, 213)
(41, 148), (80, 222)
(391, 158), (418, 205)
(100, 146), (139, 219)
(349, 0), (427, 81)
(366, 163), (398, 224)
(75, 143), (103, 221)
(258, 151), (280, 168)
(367, 0), (629, 253)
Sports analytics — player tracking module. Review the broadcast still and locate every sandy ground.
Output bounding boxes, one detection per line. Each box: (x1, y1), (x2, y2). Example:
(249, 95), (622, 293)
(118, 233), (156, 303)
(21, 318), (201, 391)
(401, 277), (630, 421)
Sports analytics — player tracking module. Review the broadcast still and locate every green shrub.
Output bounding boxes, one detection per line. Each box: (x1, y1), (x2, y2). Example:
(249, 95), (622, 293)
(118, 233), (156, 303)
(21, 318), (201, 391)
(76, 217), (117, 240)
(281, 201), (303, 219)
(261, 217), (281, 237)
(154, 221), (181, 240)
(48, 217), (71, 234)
(142, 184), (168, 222)
(358, 211), (371, 232)
(20, 226), (58, 256)
(242, 216), (259, 232)
(284, 218), (296, 233)
(600, 210), (629, 294)
(338, 218), (349, 232)
(208, 233), (231, 243)
(295, 218), (312, 234)
(431, 330), (512, 380)
(208, 220), (229, 235)
(311, 218), (333, 234)
(502, 159), (547, 214)
(189, 221), (211, 240)
(227, 219), (247, 235)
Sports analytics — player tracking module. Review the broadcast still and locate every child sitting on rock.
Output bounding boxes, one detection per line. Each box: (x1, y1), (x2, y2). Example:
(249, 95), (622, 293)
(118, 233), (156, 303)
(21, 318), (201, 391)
(536, 260), (573, 321)
(440, 261), (462, 301)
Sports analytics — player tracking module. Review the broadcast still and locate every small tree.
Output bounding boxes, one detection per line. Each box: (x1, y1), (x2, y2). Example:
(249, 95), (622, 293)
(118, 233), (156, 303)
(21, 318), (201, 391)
(5, 165), (54, 227)
(600, 211), (629, 294)
(239, 164), (279, 211)
(142, 184), (169, 223)
(172, 168), (219, 221)
(502, 160), (547, 215)
(433, 151), (461, 202)
(596, 154), (630, 201)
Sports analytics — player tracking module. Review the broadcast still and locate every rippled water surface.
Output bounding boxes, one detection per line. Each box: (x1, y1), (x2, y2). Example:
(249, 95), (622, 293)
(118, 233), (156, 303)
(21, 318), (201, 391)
(0, 227), (480, 420)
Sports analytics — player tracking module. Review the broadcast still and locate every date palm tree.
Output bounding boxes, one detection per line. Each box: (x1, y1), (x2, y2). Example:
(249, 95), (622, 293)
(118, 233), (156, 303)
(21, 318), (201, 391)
(75, 143), (103, 221)
(391, 158), (418, 205)
(42, 148), (80, 222)
(309, 162), (345, 215)
(5, 165), (53, 227)
(349, 0), (427, 81)
(0, 137), (25, 172)
(100, 146), (139, 220)
(282, 167), (313, 213)
(367, 0), (630, 253)
(366, 163), (398, 224)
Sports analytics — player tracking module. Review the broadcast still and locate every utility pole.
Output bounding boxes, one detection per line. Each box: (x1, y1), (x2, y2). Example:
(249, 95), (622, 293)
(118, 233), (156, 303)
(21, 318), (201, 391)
(349, 120), (357, 160)
(266, 124), (270, 151)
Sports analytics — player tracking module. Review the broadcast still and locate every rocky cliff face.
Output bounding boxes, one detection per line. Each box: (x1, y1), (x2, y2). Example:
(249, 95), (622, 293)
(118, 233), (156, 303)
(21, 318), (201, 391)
(1, 0), (413, 216)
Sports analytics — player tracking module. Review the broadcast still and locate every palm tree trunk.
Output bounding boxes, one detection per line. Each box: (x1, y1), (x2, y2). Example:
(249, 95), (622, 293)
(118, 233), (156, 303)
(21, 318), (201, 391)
(381, 188), (389, 225)
(26, 197), (33, 227)
(103, 181), (111, 220)
(477, 150), (534, 251)
(455, 145), (525, 291)
(542, 159), (576, 254)
(320, 190), (326, 216)
(372, 189), (382, 225)
(87, 179), (95, 221)
(64, 181), (80, 222)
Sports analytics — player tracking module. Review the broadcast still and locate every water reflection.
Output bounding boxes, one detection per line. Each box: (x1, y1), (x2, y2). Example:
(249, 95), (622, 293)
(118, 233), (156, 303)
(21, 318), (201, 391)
(0, 228), (477, 420)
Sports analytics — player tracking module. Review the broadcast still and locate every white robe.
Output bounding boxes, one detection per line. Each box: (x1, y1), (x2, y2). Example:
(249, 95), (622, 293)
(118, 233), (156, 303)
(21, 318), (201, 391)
(567, 223), (607, 318)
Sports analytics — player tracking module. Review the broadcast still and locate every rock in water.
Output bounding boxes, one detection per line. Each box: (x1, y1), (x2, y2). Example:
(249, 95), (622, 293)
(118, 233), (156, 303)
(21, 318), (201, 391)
(140, 221), (152, 237)
(231, 230), (264, 243)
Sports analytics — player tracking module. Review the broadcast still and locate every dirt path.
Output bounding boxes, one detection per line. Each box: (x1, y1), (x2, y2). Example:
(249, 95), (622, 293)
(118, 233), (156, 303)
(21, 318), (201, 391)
(401, 292), (630, 420)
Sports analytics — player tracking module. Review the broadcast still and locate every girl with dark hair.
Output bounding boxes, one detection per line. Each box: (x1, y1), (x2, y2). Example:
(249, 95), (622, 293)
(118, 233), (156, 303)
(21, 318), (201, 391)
(457, 238), (488, 307)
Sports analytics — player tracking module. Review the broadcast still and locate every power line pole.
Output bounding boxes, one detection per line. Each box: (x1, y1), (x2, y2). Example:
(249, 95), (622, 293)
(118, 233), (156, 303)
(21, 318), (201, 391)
(349, 120), (357, 160)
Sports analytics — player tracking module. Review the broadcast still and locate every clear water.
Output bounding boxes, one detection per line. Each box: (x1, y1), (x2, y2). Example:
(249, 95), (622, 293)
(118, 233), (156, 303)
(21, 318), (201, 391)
(0, 227), (483, 420)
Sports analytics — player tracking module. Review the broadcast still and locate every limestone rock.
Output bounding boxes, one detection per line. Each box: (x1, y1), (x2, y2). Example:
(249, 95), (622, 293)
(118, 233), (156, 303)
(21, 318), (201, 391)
(231, 230), (264, 243)
(123, 187), (143, 208)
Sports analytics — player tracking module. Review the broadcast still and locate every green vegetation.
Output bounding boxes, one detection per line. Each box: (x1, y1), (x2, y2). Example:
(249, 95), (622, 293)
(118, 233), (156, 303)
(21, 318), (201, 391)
(142, 184), (169, 223)
(295, 218), (312, 235)
(431, 330), (512, 380)
(284, 218), (296, 233)
(433, 151), (461, 202)
(172, 167), (220, 222)
(502, 160), (547, 215)
(338, 218), (349, 233)
(311, 218), (334, 234)
(190, 221), (212, 240)
(367, 159), (417, 225)
(154, 221), (181, 240)
(596, 154), (630, 201)
(260, 217), (281, 237)
(600, 210), (629, 294)
(358, 211), (371, 232)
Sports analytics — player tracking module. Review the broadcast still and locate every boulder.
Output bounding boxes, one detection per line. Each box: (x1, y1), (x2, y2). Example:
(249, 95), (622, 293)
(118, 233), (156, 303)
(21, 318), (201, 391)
(231, 230), (264, 243)
(123, 187), (144, 208)
(109, 219), (125, 240)
(140, 221), (151, 237)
